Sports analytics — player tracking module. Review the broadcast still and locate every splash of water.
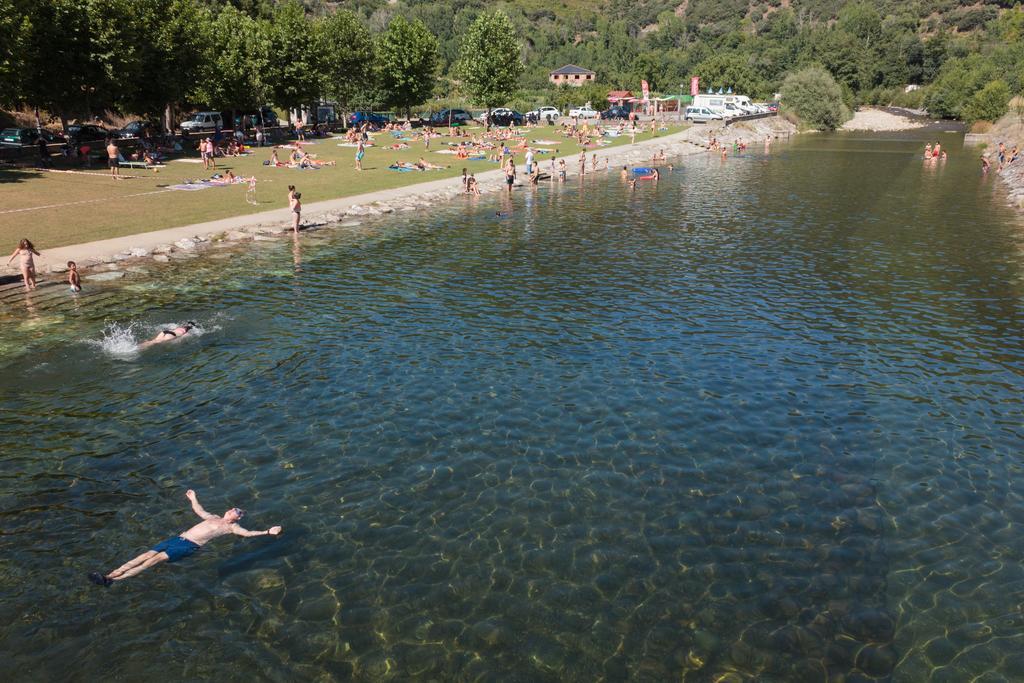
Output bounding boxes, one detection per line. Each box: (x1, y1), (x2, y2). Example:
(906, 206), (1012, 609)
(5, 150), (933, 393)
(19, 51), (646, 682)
(88, 321), (141, 357)
(86, 318), (221, 358)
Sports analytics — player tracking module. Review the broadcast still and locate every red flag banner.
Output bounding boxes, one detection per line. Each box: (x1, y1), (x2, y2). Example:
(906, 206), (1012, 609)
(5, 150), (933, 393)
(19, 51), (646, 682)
(691, 76), (699, 96)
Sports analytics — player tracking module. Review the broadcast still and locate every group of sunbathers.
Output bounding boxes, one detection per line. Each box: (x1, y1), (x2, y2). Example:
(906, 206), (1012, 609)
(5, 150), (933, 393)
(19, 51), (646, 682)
(389, 158), (448, 171)
(266, 146), (336, 169)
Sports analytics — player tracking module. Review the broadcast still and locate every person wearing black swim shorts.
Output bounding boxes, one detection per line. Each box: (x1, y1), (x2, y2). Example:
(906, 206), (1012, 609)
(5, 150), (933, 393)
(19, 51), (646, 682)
(106, 137), (120, 179)
(88, 489), (282, 586)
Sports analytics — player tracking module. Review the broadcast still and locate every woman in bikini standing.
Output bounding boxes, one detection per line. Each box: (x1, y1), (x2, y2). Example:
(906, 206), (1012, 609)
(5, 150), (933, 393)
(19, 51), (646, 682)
(7, 238), (40, 290)
(290, 191), (302, 232)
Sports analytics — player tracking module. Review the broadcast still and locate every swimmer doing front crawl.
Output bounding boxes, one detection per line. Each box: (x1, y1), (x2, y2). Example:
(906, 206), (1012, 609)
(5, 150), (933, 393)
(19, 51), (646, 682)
(138, 321), (196, 349)
(88, 489), (281, 586)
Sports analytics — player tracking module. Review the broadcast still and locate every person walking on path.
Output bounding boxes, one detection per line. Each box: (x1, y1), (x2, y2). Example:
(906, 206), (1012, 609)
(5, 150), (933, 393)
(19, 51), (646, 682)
(7, 239), (40, 290)
(290, 190), (302, 232)
(88, 489), (282, 586)
(106, 138), (120, 179)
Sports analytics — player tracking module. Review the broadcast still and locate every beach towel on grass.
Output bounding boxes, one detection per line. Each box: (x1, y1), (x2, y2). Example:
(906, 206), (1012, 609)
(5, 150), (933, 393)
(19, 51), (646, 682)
(168, 181), (216, 191)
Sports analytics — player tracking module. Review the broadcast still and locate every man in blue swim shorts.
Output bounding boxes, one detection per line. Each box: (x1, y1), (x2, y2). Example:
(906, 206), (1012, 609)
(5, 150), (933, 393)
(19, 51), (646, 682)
(89, 489), (282, 587)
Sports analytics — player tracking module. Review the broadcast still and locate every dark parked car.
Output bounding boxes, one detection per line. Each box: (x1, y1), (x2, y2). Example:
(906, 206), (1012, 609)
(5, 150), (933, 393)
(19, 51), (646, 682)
(0, 127), (61, 147)
(349, 111), (390, 127)
(428, 108), (473, 127)
(235, 107), (280, 130)
(489, 110), (525, 127)
(601, 105), (631, 120)
(66, 124), (111, 144)
(115, 120), (162, 139)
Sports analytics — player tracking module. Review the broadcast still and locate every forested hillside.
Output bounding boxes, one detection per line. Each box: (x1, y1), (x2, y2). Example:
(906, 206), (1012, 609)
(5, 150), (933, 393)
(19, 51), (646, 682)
(1, 0), (1021, 126)
(268, 0), (1023, 118)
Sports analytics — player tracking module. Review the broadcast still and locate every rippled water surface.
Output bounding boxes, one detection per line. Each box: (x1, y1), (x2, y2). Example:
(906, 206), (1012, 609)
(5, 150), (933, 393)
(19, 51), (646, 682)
(1, 132), (1022, 681)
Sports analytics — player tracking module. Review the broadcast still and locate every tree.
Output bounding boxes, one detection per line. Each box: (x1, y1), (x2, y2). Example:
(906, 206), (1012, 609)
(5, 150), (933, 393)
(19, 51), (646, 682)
(924, 55), (996, 119)
(780, 65), (850, 130)
(0, 0), (26, 106)
(963, 79), (1011, 123)
(144, 0), (210, 130)
(193, 6), (271, 114)
(455, 10), (524, 127)
(266, 1), (325, 122)
(18, 0), (97, 128)
(376, 15), (439, 118)
(318, 9), (375, 109)
(694, 53), (766, 98)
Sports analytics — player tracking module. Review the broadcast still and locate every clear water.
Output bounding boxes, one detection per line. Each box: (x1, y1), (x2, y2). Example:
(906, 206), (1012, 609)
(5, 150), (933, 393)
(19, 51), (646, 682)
(1, 132), (1022, 681)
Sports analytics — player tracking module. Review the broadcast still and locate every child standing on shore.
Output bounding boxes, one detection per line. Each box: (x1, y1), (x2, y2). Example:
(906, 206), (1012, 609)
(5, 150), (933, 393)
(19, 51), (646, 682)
(7, 239), (40, 290)
(67, 261), (81, 292)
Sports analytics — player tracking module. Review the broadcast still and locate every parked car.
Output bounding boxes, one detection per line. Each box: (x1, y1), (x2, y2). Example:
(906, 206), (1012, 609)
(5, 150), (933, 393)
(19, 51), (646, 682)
(684, 106), (724, 123)
(66, 123), (112, 144)
(567, 104), (600, 119)
(479, 107), (515, 123)
(348, 111), (390, 127)
(759, 102), (780, 113)
(526, 106), (560, 123)
(601, 105), (631, 120)
(115, 120), (162, 139)
(0, 127), (61, 147)
(428, 109), (473, 126)
(180, 111), (224, 134)
(235, 107), (280, 130)
(489, 110), (524, 127)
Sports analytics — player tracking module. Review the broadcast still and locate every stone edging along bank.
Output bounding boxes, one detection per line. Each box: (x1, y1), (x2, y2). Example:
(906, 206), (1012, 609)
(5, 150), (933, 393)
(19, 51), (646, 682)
(16, 118), (796, 282)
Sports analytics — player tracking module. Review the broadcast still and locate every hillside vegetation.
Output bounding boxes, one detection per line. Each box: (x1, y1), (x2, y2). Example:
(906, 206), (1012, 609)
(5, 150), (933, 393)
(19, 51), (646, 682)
(1, 0), (1021, 127)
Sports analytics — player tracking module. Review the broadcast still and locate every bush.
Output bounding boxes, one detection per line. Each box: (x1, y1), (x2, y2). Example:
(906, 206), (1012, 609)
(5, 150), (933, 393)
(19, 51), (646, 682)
(892, 88), (926, 109)
(963, 79), (1011, 123)
(780, 65), (851, 130)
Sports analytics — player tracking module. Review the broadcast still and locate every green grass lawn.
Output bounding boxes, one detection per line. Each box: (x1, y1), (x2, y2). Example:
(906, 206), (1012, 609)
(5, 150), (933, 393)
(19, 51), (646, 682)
(0, 123), (685, 249)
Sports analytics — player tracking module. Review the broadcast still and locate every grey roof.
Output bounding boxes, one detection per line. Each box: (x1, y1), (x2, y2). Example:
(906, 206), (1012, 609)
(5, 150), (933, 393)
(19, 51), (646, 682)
(550, 64), (595, 75)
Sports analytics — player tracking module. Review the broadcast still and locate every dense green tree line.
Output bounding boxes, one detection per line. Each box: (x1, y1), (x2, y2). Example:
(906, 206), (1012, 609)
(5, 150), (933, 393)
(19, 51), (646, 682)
(1, 0), (1021, 129)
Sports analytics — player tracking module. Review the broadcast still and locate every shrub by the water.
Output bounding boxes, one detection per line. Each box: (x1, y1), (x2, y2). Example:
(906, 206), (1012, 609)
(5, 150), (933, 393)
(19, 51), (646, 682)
(963, 80), (1011, 124)
(780, 66), (851, 131)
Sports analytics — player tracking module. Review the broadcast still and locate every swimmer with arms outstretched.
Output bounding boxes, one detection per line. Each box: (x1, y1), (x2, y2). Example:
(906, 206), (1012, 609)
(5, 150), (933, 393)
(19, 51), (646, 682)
(88, 489), (282, 586)
(139, 321), (195, 349)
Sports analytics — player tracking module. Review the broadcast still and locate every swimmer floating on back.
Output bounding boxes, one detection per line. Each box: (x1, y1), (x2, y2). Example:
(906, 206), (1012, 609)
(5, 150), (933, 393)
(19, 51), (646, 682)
(88, 489), (282, 586)
(139, 321), (195, 349)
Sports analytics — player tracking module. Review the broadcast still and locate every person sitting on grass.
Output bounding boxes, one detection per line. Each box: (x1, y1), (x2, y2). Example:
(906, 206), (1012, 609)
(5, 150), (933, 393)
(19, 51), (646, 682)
(88, 489), (282, 587)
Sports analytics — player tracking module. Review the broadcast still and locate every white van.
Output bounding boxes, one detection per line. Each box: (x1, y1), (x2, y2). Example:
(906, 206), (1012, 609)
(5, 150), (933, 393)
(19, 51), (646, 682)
(180, 111), (224, 133)
(684, 106), (724, 123)
(693, 95), (733, 118)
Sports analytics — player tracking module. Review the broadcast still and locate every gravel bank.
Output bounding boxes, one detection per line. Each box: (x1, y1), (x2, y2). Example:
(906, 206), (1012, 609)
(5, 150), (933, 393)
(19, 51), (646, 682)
(841, 107), (927, 132)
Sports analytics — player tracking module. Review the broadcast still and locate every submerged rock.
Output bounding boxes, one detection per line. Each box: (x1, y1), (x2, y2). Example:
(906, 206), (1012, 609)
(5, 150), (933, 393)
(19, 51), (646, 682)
(86, 271), (125, 281)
